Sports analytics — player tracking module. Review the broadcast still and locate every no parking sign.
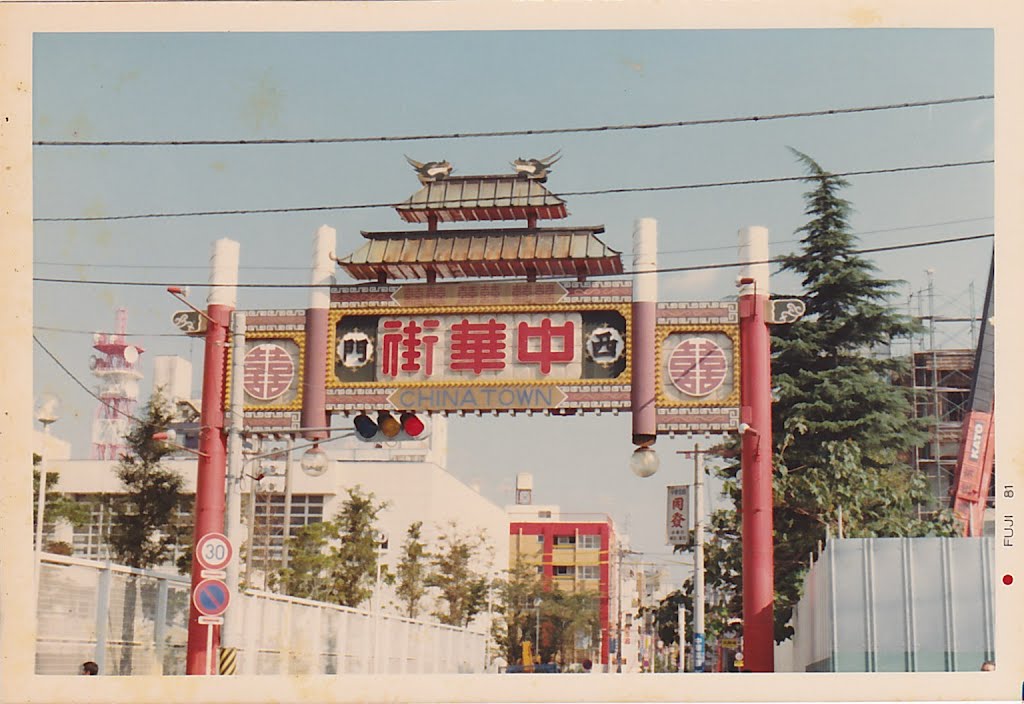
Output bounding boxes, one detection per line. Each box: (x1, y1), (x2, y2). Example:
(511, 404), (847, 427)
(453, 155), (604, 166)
(193, 579), (231, 618)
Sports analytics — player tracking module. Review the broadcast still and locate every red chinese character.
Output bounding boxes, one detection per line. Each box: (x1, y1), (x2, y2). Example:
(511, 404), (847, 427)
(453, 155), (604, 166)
(517, 318), (575, 374)
(672, 497), (685, 511)
(381, 319), (440, 377)
(449, 318), (507, 374)
(670, 512), (685, 528)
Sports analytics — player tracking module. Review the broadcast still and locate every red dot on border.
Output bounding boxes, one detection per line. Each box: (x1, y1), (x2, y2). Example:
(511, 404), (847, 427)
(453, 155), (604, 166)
(1003, 574), (1013, 585)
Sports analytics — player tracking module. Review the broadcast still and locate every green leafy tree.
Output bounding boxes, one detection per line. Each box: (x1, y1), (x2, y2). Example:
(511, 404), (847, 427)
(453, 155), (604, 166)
(702, 150), (958, 642)
(426, 521), (489, 627)
(107, 393), (184, 569)
(32, 453), (90, 547)
(539, 588), (601, 664)
(492, 559), (544, 665)
(101, 393), (186, 675)
(276, 486), (388, 607)
(395, 521), (430, 618)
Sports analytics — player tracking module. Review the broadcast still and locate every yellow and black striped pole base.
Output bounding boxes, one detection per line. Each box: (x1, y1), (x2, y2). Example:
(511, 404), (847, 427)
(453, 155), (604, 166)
(218, 647), (238, 675)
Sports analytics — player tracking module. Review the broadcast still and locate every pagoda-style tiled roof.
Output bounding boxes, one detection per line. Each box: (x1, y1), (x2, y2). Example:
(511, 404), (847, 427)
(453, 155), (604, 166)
(336, 226), (622, 281)
(395, 175), (568, 224)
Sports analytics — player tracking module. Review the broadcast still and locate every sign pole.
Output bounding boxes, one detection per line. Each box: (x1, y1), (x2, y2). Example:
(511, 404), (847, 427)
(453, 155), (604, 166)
(737, 226), (775, 672)
(205, 624), (214, 675)
(185, 239), (239, 675)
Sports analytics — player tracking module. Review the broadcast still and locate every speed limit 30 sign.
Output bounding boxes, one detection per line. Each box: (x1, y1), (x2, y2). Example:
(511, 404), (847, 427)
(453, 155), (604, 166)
(196, 532), (233, 572)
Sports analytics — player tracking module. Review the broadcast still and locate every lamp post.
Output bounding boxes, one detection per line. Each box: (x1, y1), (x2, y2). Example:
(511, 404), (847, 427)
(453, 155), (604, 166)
(534, 597), (542, 665)
(34, 395), (59, 568)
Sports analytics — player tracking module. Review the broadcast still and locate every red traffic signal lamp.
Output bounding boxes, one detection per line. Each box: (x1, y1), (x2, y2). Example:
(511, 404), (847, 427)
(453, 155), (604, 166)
(352, 411), (429, 442)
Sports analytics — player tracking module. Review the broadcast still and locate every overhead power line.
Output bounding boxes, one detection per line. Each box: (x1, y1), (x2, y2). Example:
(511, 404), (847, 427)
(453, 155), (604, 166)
(32, 215), (995, 270)
(33, 95), (992, 147)
(33, 334), (144, 424)
(33, 158), (993, 223)
(31, 232), (993, 289)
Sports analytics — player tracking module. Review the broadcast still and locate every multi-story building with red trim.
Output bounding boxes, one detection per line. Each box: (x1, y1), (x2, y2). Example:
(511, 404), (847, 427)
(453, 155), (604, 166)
(508, 476), (616, 667)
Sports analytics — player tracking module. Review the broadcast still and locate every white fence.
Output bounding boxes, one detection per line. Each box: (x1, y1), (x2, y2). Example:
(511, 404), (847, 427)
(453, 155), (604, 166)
(35, 553), (486, 675)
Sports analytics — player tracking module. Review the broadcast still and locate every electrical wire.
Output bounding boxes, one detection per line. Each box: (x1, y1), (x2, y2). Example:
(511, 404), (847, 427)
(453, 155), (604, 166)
(32, 159), (993, 223)
(33, 334), (144, 424)
(33, 325), (193, 338)
(33, 95), (993, 147)
(32, 215), (995, 270)
(29, 232), (995, 289)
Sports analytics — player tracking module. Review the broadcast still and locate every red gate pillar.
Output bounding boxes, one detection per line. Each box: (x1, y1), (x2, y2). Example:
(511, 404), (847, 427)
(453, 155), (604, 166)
(737, 226), (774, 672)
(185, 238), (239, 675)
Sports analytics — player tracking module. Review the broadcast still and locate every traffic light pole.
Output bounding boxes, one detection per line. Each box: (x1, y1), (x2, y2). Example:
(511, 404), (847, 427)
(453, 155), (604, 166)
(737, 226), (775, 672)
(185, 238), (239, 675)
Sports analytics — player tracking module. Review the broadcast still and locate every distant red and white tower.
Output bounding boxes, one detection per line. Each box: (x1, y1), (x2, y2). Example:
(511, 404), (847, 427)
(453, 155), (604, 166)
(90, 308), (144, 459)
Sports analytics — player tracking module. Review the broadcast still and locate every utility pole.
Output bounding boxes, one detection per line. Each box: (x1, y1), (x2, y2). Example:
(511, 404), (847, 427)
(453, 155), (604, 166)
(616, 548), (624, 673)
(691, 444), (705, 673)
(223, 311), (245, 652)
(281, 436), (294, 571)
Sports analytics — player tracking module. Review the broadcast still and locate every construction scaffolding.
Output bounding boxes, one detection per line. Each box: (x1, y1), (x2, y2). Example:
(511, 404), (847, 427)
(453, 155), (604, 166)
(908, 349), (975, 515)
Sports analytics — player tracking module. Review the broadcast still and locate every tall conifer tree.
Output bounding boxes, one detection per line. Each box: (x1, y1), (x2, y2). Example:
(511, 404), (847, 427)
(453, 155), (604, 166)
(702, 150), (956, 642)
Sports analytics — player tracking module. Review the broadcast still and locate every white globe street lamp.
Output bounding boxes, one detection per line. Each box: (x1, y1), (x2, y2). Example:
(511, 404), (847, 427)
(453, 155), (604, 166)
(300, 445), (329, 477)
(629, 447), (660, 478)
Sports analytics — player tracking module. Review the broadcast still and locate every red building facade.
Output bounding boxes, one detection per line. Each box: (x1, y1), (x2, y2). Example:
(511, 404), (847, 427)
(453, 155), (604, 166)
(509, 518), (615, 666)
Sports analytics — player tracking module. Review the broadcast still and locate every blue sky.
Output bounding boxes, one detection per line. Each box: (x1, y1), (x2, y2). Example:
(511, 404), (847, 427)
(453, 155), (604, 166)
(32, 29), (993, 561)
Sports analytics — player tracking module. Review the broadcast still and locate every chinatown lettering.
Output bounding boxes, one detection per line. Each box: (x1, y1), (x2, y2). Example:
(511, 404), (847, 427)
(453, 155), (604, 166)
(392, 385), (561, 410)
(377, 313), (582, 381)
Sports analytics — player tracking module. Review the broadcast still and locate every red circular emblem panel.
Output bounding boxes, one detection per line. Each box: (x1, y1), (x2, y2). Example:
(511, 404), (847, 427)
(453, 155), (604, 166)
(243, 343), (295, 401)
(668, 336), (728, 397)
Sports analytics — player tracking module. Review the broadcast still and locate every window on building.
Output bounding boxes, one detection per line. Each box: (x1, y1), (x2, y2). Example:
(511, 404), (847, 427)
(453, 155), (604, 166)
(578, 534), (601, 550)
(578, 565), (600, 580)
(536, 565), (544, 575)
(70, 493), (195, 563)
(553, 565), (575, 577)
(248, 493), (326, 567)
(536, 534), (545, 543)
(554, 535), (576, 546)
(538, 511), (552, 518)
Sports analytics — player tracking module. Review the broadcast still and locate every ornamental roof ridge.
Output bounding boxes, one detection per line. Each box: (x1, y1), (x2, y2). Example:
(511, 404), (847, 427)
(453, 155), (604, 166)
(357, 225), (607, 240)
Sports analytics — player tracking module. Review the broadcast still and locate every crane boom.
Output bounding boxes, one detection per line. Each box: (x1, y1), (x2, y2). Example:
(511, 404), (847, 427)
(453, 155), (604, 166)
(950, 255), (995, 536)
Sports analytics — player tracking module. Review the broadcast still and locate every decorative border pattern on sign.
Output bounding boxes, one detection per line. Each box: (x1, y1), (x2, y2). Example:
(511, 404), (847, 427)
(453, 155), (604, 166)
(656, 406), (741, 434)
(325, 303), (633, 390)
(654, 324), (741, 408)
(656, 301), (739, 325)
(243, 411), (302, 433)
(242, 309), (307, 331)
(227, 330), (306, 412)
(330, 279), (634, 308)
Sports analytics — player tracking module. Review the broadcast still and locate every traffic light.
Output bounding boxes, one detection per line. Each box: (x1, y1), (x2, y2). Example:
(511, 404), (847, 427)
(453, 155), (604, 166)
(351, 411), (430, 442)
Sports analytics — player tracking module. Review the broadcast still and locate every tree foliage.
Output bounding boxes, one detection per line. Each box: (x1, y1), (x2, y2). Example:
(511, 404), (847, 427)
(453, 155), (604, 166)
(395, 520), (430, 618)
(426, 521), (489, 627)
(107, 393), (187, 569)
(276, 486), (389, 607)
(700, 150), (959, 642)
(492, 559), (544, 665)
(538, 588), (601, 664)
(33, 453), (90, 543)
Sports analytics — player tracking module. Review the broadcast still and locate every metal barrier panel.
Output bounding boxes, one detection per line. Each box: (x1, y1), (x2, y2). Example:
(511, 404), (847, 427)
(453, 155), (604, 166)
(37, 555), (487, 675)
(792, 537), (995, 672)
